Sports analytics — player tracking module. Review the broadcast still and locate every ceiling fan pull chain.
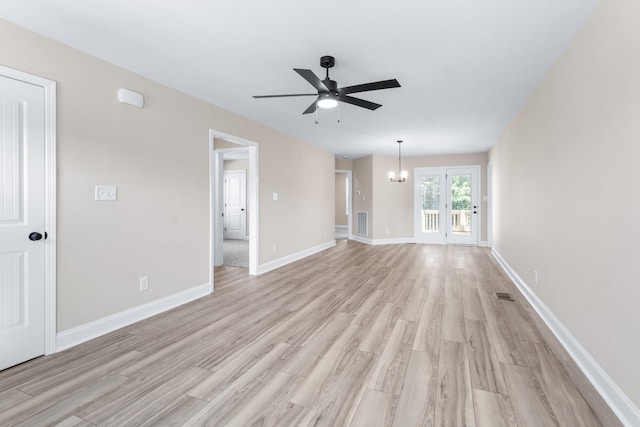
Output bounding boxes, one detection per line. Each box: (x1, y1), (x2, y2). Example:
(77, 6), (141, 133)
(314, 104), (319, 124)
(337, 102), (340, 123)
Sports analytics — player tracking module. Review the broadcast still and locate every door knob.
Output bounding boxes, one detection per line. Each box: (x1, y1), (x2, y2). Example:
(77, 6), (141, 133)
(241, 208), (245, 211)
(29, 232), (43, 241)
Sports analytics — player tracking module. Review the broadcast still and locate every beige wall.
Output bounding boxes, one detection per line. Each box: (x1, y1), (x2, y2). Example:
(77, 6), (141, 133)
(335, 173), (348, 226)
(0, 19), (334, 331)
(353, 153), (488, 241)
(490, 0), (640, 408)
(335, 158), (353, 171)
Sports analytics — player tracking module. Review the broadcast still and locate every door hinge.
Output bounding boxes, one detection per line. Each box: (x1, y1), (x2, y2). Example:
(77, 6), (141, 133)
(224, 227), (227, 231)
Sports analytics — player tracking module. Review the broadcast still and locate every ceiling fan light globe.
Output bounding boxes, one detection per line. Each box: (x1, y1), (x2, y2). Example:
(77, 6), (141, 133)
(317, 98), (338, 109)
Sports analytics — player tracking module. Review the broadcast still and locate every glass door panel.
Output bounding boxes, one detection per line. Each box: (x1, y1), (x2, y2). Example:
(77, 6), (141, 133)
(450, 174), (472, 235)
(446, 167), (479, 245)
(421, 176), (440, 233)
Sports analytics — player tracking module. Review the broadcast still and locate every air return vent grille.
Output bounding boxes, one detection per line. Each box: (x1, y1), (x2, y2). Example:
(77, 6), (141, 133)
(357, 211), (368, 236)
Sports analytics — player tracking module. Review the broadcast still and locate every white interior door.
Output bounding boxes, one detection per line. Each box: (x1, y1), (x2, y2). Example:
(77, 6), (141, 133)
(415, 166), (479, 245)
(224, 170), (246, 240)
(0, 75), (46, 370)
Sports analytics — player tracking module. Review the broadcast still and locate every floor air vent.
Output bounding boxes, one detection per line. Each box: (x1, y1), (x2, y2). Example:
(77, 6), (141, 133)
(495, 292), (515, 301)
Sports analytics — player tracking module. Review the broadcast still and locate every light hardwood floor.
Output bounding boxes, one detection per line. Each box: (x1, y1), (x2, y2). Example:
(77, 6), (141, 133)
(0, 242), (622, 426)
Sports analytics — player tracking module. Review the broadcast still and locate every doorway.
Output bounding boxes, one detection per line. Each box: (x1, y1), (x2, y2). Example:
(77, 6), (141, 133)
(335, 170), (352, 240)
(414, 166), (480, 245)
(210, 131), (258, 279)
(0, 66), (56, 369)
(222, 154), (249, 268)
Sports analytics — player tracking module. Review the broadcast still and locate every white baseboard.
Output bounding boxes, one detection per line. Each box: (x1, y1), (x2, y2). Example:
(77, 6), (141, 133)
(479, 240), (489, 247)
(491, 249), (640, 427)
(371, 237), (416, 245)
(335, 225), (348, 230)
(56, 282), (211, 352)
(351, 235), (373, 245)
(257, 241), (336, 275)
(350, 236), (416, 246)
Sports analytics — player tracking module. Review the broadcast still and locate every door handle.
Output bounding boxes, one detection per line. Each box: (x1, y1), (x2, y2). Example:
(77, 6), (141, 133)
(29, 232), (43, 241)
(241, 208), (245, 211)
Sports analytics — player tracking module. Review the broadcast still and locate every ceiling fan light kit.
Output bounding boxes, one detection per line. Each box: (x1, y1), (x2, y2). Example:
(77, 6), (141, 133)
(253, 55), (401, 115)
(317, 93), (338, 109)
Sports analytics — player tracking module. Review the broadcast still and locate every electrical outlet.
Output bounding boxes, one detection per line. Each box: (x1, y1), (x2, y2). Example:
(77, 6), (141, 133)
(385, 228), (390, 234)
(272, 244), (276, 253)
(534, 270), (538, 285)
(139, 276), (149, 291)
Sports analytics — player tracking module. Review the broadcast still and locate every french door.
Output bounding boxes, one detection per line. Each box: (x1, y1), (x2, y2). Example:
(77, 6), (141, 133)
(414, 166), (479, 245)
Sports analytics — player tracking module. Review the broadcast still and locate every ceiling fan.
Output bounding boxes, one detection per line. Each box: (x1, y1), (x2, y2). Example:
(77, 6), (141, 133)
(253, 55), (401, 114)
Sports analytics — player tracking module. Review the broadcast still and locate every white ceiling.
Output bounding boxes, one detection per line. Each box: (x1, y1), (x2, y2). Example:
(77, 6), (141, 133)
(0, 0), (599, 158)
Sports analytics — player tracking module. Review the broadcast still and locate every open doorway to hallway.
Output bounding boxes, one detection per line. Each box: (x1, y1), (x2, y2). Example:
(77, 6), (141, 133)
(211, 132), (259, 277)
(221, 150), (249, 268)
(335, 169), (352, 240)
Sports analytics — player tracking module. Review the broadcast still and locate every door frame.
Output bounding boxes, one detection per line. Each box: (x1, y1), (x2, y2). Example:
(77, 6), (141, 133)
(414, 165), (481, 245)
(335, 169), (353, 240)
(0, 65), (57, 355)
(209, 130), (259, 280)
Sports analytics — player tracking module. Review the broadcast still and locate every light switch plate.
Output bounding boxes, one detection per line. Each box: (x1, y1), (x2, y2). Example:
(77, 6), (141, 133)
(95, 185), (117, 201)
(272, 192), (278, 201)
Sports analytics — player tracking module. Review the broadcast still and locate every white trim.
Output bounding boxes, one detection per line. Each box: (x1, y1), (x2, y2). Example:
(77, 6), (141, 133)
(487, 160), (493, 247)
(56, 283), (211, 352)
(479, 241), (489, 247)
(351, 235), (373, 245)
(208, 136), (215, 293)
(210, 130), (259, 276)
(371, 237), (417, 246)
(350, 236), (416, 246)
(0, 65), (58, 355)
(258, 241), (336, 275)
(335, 225), (348, 230)
(491, 249), (640, 427)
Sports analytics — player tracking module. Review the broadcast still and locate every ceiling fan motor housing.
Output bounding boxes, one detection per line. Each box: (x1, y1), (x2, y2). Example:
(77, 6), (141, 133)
(322, 79), (338, 94)
(320, 55), (335, 69)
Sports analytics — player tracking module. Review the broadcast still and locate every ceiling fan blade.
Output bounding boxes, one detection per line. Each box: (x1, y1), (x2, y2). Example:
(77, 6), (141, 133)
(339, 79), (401, 95)
(294, 68), (329, 92)
(338, 95), (382, 111)
(302, 98), (319, 114)
(253, 93), (317, 98)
